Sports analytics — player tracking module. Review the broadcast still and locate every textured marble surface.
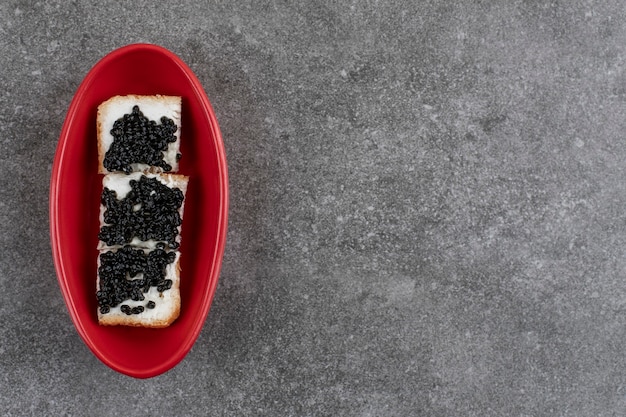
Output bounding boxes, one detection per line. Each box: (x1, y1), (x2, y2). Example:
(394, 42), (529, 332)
(1, 1), (625, 415)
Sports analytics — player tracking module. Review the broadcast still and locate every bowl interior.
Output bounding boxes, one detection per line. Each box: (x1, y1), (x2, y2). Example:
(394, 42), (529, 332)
(51, 44), (227, 378)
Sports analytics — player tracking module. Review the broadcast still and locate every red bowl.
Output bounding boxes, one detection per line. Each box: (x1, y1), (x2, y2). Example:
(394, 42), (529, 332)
(49, 44), (229, 378)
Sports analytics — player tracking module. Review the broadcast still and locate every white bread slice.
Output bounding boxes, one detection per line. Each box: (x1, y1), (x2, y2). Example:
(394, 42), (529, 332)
(97, 95), (181, 174)
(97, 248), (181, 327)
(97, 172), (189, 251)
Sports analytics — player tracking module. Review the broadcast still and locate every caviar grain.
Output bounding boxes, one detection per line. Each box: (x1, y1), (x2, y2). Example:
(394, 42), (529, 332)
(131, 306), (144, 314)
(98, 175), (184, 248)
(97, 245), (176, 315)
(103, 105), (177, 173)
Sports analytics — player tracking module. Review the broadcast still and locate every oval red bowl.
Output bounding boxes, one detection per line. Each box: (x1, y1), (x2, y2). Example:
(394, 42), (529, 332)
(50, 44), (228, 378)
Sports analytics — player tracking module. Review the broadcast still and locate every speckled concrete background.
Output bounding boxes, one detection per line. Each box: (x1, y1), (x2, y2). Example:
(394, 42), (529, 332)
(1, 1), (625, 416)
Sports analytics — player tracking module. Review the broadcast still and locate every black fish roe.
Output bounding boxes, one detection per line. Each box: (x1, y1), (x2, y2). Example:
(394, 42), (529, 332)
(98, 175), (184, 248)
(97, 245), (177, 315)
(103, 105), (177, 173)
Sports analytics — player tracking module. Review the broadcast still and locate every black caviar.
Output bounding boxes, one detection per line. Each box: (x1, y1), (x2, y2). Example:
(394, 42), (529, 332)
(98, 175), (184, 248)
(97, 245), (176, 315)
(103, 105), (177, 173)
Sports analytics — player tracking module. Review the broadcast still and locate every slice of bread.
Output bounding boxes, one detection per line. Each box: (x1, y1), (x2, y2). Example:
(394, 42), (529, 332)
(97, 95), (182, 174)
(97, 247), (181, 328)
(97, 172), (189, 251)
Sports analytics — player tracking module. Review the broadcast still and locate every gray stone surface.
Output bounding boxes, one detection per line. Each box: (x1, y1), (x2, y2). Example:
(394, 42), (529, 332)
(1, 0), (625, 415)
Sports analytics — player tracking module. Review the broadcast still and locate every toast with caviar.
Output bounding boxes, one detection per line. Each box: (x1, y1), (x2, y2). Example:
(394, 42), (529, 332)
(95, 94), (188, 327)
(97, 95), (182, 174)
(97, 172), (189, 251)
(96, 246), (181, 327)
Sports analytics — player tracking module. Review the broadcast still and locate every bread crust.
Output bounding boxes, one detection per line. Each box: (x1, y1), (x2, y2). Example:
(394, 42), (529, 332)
(97, 95), (182, 174)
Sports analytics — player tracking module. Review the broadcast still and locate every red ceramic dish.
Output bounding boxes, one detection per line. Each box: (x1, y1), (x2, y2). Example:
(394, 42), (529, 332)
(49, 44), (228, 378)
